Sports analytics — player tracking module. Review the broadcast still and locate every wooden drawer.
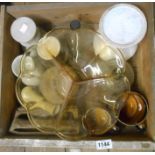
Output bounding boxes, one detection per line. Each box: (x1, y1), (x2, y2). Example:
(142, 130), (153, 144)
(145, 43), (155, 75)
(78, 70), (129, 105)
(0, 3), (154, 151)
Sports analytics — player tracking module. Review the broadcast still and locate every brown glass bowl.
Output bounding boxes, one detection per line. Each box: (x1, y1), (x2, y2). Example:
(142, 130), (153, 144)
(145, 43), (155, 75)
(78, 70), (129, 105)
(117, 91), (148, 126)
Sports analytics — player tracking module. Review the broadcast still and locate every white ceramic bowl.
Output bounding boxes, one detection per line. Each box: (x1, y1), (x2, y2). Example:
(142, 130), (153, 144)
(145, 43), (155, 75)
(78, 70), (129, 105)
(99, 4), (147, 48)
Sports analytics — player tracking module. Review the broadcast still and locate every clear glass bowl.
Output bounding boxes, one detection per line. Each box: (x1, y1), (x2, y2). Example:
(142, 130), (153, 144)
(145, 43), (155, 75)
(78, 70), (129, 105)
(38, 27), (126, 80)
(16, 26), (130, 140)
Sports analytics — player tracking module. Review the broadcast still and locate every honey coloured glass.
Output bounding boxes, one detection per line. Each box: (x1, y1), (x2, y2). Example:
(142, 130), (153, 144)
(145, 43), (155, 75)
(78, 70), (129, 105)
(16, 25), (130, 140)
(38, 27), (126, 80)
(16, 45), (79, 134)
(56, 74), (130, 139)
(117, 91), (148, 126)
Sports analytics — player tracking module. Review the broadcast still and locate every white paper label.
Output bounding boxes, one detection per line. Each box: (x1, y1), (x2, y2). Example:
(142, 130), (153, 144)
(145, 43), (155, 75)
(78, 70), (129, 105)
(96, 139), (112, 150)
